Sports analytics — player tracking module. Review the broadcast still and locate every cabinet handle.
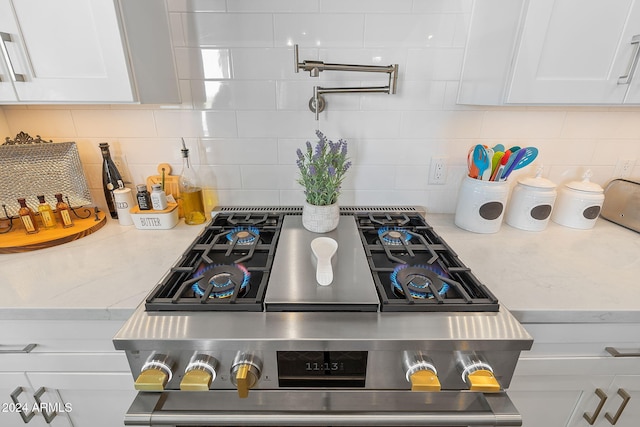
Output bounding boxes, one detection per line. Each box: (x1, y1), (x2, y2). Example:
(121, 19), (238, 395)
(10, 387), (36, 423)
(618, 34), (640, 85)
(583, 388), (608, 425)
(604, 388), (631, 425)
(33, 387), (58, 423)
(0, 32), (26, 82)
(605, 347), (640, 357)
(0, 343), (37, 353)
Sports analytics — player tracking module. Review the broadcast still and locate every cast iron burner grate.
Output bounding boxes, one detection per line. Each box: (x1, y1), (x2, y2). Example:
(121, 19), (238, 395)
(355, 212), (499, 312)
(144, 212), (284, 311)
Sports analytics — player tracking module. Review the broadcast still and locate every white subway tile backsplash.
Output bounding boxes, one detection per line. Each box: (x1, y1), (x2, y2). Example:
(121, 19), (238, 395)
(320, 0), (412, 13)
(175, 48), (232, 79)
(561, 111), (640, 139)
(200, 138), (279, 164)
(365, 14), (458, 48)
(183, 13), (274, 47)
(168, 0), (226, 12)
(3, 7), (640, 214)
(228, 0), (319, 13)
(232, 48), (309, 80)
(72, 110), (156, 138)
(154, 110), (238, 137)
(481, 111), (566, 139)
(274, 14), (365, 47)
(236, 111), (318, 138)
(400, 111), (483, 139)
(190, 81), (277, 110)
(405, 48), (464, 80)
(4, 109), (76, 138)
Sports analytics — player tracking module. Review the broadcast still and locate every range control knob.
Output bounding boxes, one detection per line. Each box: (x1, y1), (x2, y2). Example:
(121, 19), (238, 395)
(456, 352), (501, 393)
(230, 352), (262, 398)
(402, 351), (441, 392)
(134, 353), (173, 391)
(180, 354), (218, 391)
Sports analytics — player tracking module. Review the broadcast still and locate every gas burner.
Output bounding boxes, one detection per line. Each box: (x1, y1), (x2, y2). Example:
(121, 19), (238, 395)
(192, 264), (250, 299)
(226, 226), (260, 245)
(390, 264), (449, 299)
(378, 227), (412, 245)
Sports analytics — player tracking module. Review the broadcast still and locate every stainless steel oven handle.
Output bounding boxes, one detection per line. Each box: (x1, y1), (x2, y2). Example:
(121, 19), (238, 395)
(139, 412), (521, 426)
(125, 391), (524, 426)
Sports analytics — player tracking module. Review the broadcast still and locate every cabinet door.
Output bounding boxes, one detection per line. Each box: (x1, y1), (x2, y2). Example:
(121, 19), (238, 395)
(604, 376), (640, 427)
(5, 0), (135, 102)
(0, 0), (18, 101)
(0, 372), (49, 427)
(508, 0), (640, 104)
(566, 375), (640, 427)
(27, 372), (135, 427)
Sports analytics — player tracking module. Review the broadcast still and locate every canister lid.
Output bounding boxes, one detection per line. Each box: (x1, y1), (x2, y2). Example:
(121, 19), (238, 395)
(565, 170), (603, 193)
(518, 168), (556, 189)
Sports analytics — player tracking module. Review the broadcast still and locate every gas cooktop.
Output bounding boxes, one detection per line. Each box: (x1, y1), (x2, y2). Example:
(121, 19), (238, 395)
(144, 207), (498, 313)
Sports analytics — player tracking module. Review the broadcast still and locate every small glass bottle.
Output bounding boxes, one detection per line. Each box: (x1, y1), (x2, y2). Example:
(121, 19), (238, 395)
(179, 140), (206, 225)
(136, 184), (152, 210)
(54, 193), (74, 228)
(37, 195), (57, 229)
(150, 184), (168, 211)
(17, 198), (39, 234)
(99, 142), (124, 219)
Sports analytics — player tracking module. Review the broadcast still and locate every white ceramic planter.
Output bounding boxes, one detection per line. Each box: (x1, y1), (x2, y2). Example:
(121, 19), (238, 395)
(302, 202), (339, 233)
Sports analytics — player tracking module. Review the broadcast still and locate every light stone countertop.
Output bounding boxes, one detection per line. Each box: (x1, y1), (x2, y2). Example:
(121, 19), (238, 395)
(1, 214), (638, 323)
(0, 218), (206, 320)
(427, 215), (640, 323)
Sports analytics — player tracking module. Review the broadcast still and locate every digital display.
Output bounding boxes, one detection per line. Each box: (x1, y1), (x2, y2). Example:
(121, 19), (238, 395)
(277, 351), (367, 387)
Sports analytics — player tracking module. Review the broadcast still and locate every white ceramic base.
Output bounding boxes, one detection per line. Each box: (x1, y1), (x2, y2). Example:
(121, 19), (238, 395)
(302, 202), (339, 233)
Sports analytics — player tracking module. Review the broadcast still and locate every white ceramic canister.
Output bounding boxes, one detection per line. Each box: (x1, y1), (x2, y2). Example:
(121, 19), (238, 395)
(454, 175), (510, 233)
(113, 187), (134, 226)
(551, 172), (604, 230)
(505, 170), (557, 231)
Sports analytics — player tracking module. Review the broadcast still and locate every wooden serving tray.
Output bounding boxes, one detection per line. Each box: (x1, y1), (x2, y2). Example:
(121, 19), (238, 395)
(0, 210), (107, 254)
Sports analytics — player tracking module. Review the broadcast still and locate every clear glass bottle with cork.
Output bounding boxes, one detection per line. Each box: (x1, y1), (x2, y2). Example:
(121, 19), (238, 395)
(37, 195), (57, 229)
(178, 139), (206, 225)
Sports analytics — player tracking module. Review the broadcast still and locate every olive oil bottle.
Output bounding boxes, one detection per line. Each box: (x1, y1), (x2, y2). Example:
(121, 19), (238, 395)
(178, 140), (206, 225)
(17, 198), (39, 234)
(37, 195), (57, 229)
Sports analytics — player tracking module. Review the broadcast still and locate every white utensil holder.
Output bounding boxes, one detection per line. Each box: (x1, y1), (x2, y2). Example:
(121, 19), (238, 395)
(454, 176), (509, 233)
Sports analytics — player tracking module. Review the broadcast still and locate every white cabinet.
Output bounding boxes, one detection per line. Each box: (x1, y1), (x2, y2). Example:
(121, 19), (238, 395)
(0, 0), (180, 104)
(0, 319), (135, 427)
(567, 375), (639, 427)
(458, 0), (640, 105)
(509, 323), (640, 427)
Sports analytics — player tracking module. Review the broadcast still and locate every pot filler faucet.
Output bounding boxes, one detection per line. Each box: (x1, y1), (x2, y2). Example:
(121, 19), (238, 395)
(293, 44), (399, 120)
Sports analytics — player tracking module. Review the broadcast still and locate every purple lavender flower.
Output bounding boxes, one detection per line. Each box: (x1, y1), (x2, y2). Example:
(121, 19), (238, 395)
(343, 161), (352, 173)
(296, 148), (303, 160)
(341, 142), (347, 156)
(328, 166), (336, 176)
(309, 165), (317, 176)
(306, 141), (312, 153)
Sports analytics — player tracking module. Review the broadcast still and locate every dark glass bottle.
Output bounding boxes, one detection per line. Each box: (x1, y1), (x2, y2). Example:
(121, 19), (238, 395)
(136, 184), (152, 211)
(99, 143), (124, 219)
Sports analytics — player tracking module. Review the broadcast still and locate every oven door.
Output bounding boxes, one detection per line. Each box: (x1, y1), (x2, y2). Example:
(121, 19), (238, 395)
(124, 390), (523, 426)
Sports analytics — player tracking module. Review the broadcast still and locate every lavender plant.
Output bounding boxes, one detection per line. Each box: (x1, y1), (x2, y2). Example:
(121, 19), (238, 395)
(296, 130), (351, 206)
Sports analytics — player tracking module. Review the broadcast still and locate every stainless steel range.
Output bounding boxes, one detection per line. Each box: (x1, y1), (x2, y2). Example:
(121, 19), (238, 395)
(114, 207), (533, 426)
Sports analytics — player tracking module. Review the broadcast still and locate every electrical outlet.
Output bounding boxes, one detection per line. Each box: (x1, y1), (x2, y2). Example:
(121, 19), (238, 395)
(429, 157), (447, 185)
(613, 158), (636, 178)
